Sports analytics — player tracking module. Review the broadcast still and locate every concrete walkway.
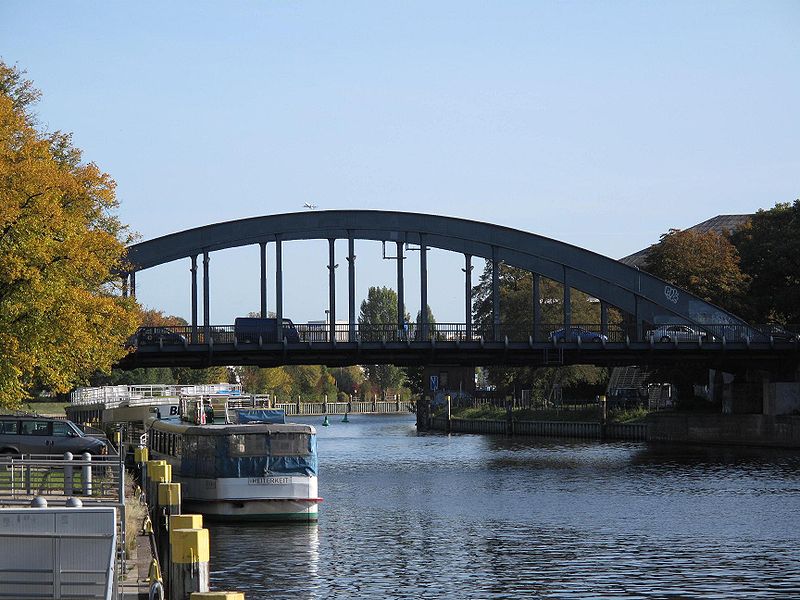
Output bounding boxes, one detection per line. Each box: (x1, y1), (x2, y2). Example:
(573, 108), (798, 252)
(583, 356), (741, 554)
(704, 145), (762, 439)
(120, 527), (155, 599)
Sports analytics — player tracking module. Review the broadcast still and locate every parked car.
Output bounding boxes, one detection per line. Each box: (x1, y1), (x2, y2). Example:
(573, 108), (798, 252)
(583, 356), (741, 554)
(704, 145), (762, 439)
(234, 317), (300, 343)
(646, 324), (708, 343)
(548, 327), (608, 343)
(134, 326), (187, 346)
(0, 415), (107, 456)
(753, 324), (799, 343)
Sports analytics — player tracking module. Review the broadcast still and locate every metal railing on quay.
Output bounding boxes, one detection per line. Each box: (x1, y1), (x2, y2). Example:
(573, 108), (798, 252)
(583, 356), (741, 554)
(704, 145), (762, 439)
(0, 451), (128, 593)
(0, 453), (124, 504)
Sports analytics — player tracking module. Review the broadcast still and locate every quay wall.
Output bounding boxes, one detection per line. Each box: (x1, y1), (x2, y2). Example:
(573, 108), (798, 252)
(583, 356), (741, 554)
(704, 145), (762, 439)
(428, 417), (648, 442)
(646, 413), (800, 448)
(426, 414), (800, 448)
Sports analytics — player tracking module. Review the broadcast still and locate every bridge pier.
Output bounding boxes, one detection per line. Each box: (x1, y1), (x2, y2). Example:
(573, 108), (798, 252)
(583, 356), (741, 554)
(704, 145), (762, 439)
(463, 254), (473, 340)
(420, 237), (428, 339)
(260, 241), (267, 318)
(275, 239), (283, 329)
(203, 251), (210, 341)
(492, 246), (500, 341)
(532, 273), (541, 341)
(328, 239), (337, 342)
(396, 241), (405, 335)
(191, 255), (198, 343)
(348, 236), (356, 341)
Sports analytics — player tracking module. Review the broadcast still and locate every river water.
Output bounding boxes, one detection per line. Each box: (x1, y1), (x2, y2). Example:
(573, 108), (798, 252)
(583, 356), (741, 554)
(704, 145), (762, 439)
(208, 414), (800, 599)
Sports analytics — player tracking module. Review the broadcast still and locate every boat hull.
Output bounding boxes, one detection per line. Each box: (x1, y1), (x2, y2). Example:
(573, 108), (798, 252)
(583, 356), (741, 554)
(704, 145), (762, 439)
(183, 498), (320, 521)
(177, 475), (320, 521)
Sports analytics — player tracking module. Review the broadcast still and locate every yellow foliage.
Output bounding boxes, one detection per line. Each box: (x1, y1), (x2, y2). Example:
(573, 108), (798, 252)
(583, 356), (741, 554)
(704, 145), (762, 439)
(0, 63), (140, 407)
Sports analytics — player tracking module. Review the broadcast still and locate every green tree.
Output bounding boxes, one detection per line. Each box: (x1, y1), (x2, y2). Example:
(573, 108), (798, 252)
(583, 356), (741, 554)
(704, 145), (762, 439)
(644, 228), (749, 314)
(331, 366), (366, 396)
(471, 262), (606, 397)
(0, 62), (139, 407)
(358, 286), (407, 395)
(732, 200), (800, 323)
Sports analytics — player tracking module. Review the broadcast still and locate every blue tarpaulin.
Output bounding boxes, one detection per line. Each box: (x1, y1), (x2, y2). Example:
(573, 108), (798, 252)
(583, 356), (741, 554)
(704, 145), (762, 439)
(232, 409), (286, 424)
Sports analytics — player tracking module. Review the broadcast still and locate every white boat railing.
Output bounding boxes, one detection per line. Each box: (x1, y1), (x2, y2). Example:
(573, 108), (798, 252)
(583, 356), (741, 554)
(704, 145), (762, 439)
(71, 383), (242, 405)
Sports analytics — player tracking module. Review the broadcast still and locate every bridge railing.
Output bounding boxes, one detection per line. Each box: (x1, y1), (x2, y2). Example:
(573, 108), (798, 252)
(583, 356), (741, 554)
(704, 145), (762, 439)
(128, 323), (799, 346)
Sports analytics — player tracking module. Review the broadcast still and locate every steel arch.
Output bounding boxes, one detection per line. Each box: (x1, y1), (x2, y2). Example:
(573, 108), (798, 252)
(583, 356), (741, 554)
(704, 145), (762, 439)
(125, 210), (748, 327)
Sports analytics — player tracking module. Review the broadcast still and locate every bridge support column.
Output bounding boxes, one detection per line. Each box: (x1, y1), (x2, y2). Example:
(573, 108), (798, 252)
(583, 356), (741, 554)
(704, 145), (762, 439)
(130, 271), (136, 299)
(203, 251), (210, 342)
(492, 246), (500, 341)
(562, 266), (571, 329)
(396, 241), (405, 336)
(348, 237), (356, 342)
(122, 273), (128, 298)
(190, 255), (198, 344)
(463, 254), (473, 341)
(420, 237), (428, 340)
(275, 239), (283, 330)
(600, 301), (608, 337)
(328, 238), (337, 342)
(260, 242), (267, 318)
(533, 273), (541, 341)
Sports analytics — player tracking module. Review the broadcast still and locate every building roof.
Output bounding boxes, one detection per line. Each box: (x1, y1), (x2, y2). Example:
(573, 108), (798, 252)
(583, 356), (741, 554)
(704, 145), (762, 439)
(619, 214), (752, 268)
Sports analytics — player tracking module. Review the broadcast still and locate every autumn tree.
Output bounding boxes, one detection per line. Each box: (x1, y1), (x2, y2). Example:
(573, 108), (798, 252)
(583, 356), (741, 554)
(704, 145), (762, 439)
(0, 62), (139, 407)
(731, 200), (800, 323)
(644, 228), (749, 314)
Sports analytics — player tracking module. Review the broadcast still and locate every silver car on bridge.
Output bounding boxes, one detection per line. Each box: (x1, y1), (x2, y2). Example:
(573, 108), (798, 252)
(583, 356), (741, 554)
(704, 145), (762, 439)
(646, 324), (709, 343)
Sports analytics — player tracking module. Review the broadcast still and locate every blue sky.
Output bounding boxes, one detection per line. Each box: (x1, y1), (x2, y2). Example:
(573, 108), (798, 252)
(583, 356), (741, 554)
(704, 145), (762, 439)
(2, 1), (798, 324)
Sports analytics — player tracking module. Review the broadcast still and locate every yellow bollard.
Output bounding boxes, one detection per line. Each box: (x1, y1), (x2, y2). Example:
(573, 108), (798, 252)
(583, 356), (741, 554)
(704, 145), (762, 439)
(135, 446), (149, 464)
(170, 514), (203, 538)
(148, 557), (162, 585)
(158, 482), (182, 516)
(170, 528), (210, 598)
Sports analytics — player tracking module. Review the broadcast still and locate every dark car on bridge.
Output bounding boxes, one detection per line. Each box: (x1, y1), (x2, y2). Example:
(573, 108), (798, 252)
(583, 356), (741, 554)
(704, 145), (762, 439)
(133, 327), (187, 346)
(548, 327), (607, 343)
(234, 317), (300, 343)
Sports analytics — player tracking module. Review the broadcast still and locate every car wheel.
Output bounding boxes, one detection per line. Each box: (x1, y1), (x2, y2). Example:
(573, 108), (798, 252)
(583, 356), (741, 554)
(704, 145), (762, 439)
(660, 336), (670, 343)
(592, 337), (602, 343)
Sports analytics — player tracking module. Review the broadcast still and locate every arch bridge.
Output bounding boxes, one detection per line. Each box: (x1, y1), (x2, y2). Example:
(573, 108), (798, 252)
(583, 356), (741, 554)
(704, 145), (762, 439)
(118, 210), (797, 371)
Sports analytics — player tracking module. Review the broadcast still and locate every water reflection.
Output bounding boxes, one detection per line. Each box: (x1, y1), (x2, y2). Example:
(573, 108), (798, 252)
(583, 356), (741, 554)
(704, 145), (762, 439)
(207, 414), (800, 599)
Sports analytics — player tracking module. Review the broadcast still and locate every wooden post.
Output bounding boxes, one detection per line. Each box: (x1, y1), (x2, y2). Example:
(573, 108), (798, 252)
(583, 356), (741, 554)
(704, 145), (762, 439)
(170, 528), (210, 599)
(599, 394), (607, 440)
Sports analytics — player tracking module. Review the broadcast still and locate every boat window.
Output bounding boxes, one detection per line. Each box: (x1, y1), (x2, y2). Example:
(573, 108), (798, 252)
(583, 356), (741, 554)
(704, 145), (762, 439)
(184, 435), (198, 456)
(196, 436), (217, 477)
(228, 433), (268, 457)
(270, 433), (310, 456)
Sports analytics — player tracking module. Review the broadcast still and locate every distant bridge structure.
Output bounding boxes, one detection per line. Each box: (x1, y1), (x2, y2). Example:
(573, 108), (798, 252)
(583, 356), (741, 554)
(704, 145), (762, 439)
(118, 210), (796, 370)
